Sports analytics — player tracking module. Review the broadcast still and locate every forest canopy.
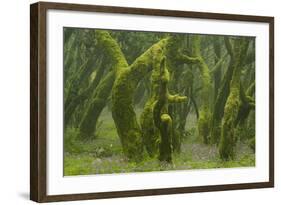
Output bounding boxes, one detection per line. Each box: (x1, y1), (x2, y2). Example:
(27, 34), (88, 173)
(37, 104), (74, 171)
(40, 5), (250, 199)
(63, 27), (255, 176)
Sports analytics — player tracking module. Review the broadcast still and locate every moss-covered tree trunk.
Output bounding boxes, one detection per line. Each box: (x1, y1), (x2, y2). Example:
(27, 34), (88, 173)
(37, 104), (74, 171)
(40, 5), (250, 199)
(64, 45), (89, 112)
(79, 71), (115, 138)
(191, 35), (212, 144)
(153, 58), (173, 162)
(236, 83), (255, 126)
(219, 38), (248, 160)
(112, 38), (169, 161)
(79, 30), (128, 139)
(140, 36), (197, 157)
(64, 57), (106, 127)
(168, 68), (194, 153)
(212, 38), (223, 102)
(153, 58), (187, 162)
(210, 38), (236, 144)
(210, 37), (251, 145)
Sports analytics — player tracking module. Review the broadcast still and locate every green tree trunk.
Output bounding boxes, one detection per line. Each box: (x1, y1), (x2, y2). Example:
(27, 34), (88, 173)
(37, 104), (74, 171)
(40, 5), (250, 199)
(210, 37), (251, 145)
(79, 71), (115, 139)
(64, 57), (104, 127)
(210, 37), (237, 144)
(140, 36), (197, 157)
(153, 58), (187, 162)
(219, 38), (248, 160)
(112, 38), (169, 161)
(192, 35), (212, 144)
(79, 30), (128, 139)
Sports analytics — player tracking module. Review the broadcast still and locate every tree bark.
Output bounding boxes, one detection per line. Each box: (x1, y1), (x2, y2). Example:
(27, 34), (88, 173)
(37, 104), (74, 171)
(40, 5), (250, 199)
(191, 35), (212, 144)
(79, 30), (128, 139)
(219, 38), (248, 160)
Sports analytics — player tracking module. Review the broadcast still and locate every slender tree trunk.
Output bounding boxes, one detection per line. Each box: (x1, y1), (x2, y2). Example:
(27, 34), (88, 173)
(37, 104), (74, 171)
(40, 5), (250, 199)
(210, 38), (235, 144)
(64, 57), (104, 127)
(191, 35), (212, 144)
(79, 71), (115, 138)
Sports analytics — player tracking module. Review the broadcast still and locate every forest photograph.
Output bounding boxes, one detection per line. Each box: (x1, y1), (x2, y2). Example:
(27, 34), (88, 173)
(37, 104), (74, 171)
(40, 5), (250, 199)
(63, 27), (256, 176)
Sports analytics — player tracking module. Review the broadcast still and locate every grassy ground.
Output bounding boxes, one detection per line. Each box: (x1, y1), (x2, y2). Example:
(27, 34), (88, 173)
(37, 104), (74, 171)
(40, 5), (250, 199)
(64, 110), (255, 176)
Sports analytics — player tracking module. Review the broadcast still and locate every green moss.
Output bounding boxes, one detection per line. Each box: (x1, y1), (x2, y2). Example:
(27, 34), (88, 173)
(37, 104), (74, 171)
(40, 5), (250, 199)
(168, 94), (187, 103)
(159, 113), (173, 162)
(153, 58), (172, 162)
(156, 58), (187, 162)
(191, 35), (212, 144)
(219, 88), (240, 160)
(64, 59), (107, 127)
(236, 84), (255, 126)
(140, 100), (159, 157)
(95, 30), (128, 71)
(79, 31), (128, 139)
(210, 38), (235, 145)
(139, 35), (196, 157)
(248, 137), (255, 152)
(219, 38), (248, 160)
(161, 114), (172, 123)
(139, 52), (164, 157)
(112, 39), (169, 161)
(110, 36), (189, 161)
(198, 107), (211, 144)
(139, 53), (187, 161)
(79, 71), (115, 139)
(111, 67), (145, 161)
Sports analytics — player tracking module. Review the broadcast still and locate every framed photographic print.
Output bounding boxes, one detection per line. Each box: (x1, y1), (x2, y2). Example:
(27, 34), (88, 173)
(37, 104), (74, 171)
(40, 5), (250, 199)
(30, 1), (274, 202)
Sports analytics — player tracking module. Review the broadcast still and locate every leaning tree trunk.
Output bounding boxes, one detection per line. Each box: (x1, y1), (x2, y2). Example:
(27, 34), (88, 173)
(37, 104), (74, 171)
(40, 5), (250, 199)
(210, 38), (235, 144)
(112, 34), (193, 161)
(112, 38), (169, 161)
(64, 43), (87, 110)
(210, 37), (251, 145)
(212, 37), (223, 103)
(79, 30), (128, 139)
(219, 38), (248, 160)
(64, 57), (105, 125)
(79, 71), (115, 139)
(191, 35), (212, 144)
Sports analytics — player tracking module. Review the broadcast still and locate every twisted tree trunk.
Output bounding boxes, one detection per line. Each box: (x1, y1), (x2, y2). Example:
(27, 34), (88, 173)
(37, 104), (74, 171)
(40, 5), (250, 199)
(112, 38), (168, 161)
(140, 36), (196, 157)
(153, 58), (187, 162)
(112, 35), (190, 161)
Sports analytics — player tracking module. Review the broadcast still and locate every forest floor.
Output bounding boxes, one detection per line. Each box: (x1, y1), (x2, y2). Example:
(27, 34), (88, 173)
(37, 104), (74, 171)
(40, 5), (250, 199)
(64, 109), (255, 176)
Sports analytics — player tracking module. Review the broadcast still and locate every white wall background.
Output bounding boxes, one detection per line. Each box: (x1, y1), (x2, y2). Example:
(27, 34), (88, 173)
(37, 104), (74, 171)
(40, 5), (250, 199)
(0, 0), (279, 204)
